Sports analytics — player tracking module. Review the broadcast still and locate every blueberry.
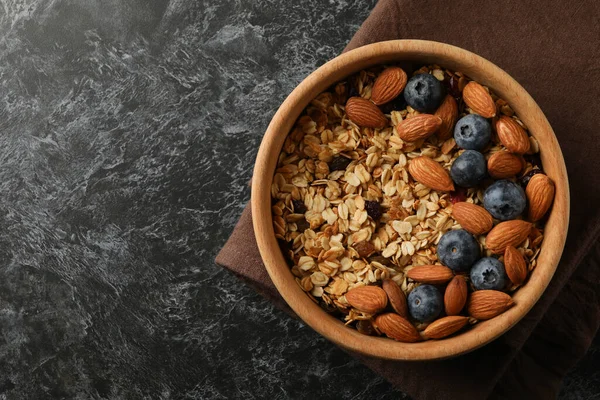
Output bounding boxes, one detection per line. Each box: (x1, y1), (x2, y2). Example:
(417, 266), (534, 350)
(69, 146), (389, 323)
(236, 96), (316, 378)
(483, 180), (526, 221)
(470, 257), (508, 290)
(450, 150), (487, 188)
(454, 114), (492, 151)
(403, 74), (445, 113)
(437, 229), (480, 272)
(407, 284), (443, 323)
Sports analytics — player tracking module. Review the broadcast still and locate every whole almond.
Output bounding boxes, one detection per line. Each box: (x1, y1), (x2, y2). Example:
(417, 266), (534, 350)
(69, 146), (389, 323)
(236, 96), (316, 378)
(345, 97), (388, 128)
(463, 81), (496, 118)
(406, 265), (454, 284)
(408, 156), (455, 192)
(375, 313), (421, 342)
(434, 95), (458, 140)
(345, 285), (388, 314)
(452, 202), (493, 235)
(422, 316), (469, 339)
(487, 151), (525, 179)
(485, 220), (532, 254)
(382, 279), (408, 318)
(526, 174), (555, 222)
(467, 290), (515, 320)
(495, 116), (531, 154)
(396, 114), (442, 142)
(371, 67), (407, 105)
(504, 246), (528, 285)
(444, 275), (468, 315)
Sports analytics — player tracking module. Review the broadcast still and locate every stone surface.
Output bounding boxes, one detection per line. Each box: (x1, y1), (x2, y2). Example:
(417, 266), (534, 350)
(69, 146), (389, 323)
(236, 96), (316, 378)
(0, 1), (596, 399)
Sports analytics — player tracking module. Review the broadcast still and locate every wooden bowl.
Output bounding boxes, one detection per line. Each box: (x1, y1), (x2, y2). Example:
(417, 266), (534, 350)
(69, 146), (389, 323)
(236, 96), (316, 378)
(251, 40), (569, 360)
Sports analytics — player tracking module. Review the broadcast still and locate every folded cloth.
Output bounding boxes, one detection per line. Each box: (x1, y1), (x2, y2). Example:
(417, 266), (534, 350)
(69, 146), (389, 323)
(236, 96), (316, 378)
(216, 1), (600, 398)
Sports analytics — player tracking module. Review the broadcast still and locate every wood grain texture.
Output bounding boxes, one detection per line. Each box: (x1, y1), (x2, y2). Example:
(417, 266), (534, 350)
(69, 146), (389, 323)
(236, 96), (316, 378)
(251, 40), (569, 361)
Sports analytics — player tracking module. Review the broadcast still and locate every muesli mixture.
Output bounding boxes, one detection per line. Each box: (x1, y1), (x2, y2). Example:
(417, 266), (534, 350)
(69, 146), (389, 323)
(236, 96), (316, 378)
(271, 64), (555, 341)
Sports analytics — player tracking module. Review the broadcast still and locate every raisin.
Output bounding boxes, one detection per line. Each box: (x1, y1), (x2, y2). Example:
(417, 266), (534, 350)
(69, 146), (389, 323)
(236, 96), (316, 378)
(364, 200), (382, 221)
(277, 239), (294, 267)
(356, 320), (376, 336)
(320, 301), (339, 314)
(521, 168), (543, 188)
(379, 94), (408, 114)
(348, 84), (359, 98)
(308, 108), (327, 127)
(367, 254), (392, 267)
(444, 74), (461, 99)
(457, 97), (466, 114)
(354, 241), (376, 258)
(292, 199), (308, 214)
(329, 156), (352, 172)
(296, 219), (310, 232)
(449, 187), (467, 204)
(524, 153), (543, 170)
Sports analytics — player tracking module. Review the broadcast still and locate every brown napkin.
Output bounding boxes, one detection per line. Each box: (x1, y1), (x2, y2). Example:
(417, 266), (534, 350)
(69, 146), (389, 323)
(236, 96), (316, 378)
(216, 1), (600, 398)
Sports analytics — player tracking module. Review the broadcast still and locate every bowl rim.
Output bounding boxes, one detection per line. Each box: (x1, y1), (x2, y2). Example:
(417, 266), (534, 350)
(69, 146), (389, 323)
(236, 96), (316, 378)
(251, 39), (570, 360)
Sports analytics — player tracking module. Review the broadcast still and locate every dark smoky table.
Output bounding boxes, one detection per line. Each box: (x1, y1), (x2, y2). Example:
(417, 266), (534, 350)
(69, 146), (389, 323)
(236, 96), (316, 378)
(0, 0), (596, 398)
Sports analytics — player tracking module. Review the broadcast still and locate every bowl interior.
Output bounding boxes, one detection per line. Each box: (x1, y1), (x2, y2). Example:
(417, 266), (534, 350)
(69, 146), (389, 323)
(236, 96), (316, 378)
(251, 40), (569, 360)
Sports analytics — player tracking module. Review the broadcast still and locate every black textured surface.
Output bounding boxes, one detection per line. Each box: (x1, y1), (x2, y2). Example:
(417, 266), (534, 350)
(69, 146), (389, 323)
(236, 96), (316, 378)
(0, 1), (597, 399)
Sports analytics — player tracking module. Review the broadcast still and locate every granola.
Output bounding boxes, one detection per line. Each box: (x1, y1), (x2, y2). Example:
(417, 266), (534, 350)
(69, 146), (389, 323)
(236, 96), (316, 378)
(271, 64), (549, 341)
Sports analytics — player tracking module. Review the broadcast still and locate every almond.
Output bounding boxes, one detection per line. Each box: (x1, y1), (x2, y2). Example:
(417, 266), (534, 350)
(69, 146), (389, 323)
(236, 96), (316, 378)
(467, 290), (514, 320)
(495, 116), (531, 154)
(408, 156), (455, 192)
(371, 67), (407, 105)
(526, 174), (555, 222)
(406, 265), (454, 284)
(345, 285), (388, 314)
(504, 246), (528, 285)
(487, 151), (525, 179)
(374, 313), (421, 342)
(444, 275), (468, 315)
(345, 97), (388, 128)
(396, 114), (442, 142)
(434, 95), (458, 140)
(382, 279), (408, 318)
(463, 81), (496, 118)
(485, 220), (532, 254)
(422, 316), (469, 339)
(452, 202), (493, 235)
